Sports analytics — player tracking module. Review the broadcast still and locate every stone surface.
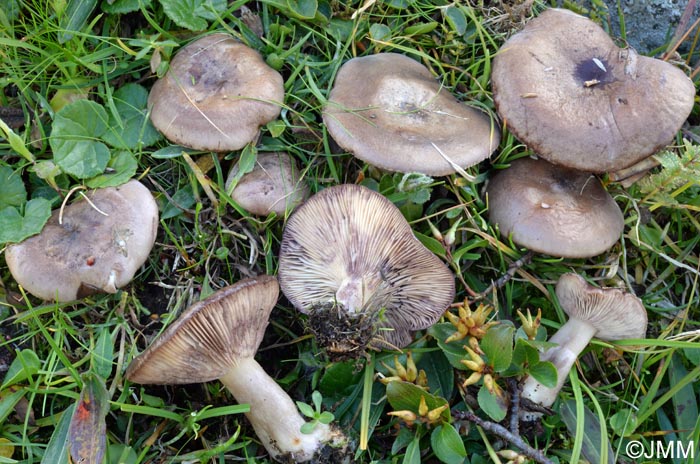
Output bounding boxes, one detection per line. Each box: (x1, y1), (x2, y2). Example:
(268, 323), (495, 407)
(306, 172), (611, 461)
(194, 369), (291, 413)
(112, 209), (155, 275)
(579, 0), (699, 54)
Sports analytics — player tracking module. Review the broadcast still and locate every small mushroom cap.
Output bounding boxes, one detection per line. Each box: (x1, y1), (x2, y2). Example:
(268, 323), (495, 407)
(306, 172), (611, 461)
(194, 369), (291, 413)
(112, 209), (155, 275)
(278, 184), (455, 348)
(126, 275), (279, 384)
(5, 180), (158, 302)
(491, 8), (696, 173)
(148, 33), (284, 152)
(486, 157), (623, 258)
(555, 273), (647, 340)
(226, 152), (309, 216)
(323, 53), (500, 176)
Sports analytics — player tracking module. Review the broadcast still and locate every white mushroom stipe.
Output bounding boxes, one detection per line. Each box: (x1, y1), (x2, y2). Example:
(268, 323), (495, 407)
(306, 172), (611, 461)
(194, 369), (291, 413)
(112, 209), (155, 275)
(520, 273), (647, 420)
(125, 276), (348, 463)
(219, 357), (334, 462)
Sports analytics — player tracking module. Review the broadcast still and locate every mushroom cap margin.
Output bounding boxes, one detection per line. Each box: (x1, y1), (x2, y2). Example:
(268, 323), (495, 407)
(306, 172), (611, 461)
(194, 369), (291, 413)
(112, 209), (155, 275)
(555, 273), (647, 341)
(125, 275), (279, 385)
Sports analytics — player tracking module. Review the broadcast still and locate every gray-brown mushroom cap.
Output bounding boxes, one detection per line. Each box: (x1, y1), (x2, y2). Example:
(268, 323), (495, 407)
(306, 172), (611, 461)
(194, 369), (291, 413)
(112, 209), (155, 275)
(126, 275), (279, 384)
(491, 8), (696, 173)
(555, 273), (647, 340)
(486, 157), (624, 258)
(5, 180), (158, 302)
(148, 33), (284, 152)
(226, 152), (309, 216)
(323, 53), (500, 176)
(278, 184), (455, 349)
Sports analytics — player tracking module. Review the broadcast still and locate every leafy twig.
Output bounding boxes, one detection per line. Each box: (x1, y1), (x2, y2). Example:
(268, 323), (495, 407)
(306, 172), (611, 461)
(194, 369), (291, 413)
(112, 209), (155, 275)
(455, 411), (554, 464)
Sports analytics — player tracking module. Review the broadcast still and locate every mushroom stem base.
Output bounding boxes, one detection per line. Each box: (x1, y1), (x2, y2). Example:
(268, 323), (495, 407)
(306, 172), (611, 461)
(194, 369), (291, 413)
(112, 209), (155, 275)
(220, 357), (343, 462)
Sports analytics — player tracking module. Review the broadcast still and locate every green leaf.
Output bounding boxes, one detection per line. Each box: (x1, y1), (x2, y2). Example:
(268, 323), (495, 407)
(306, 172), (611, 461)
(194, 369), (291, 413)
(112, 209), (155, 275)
(369, 23), (392, 42)
(669, 352), (698, 442)
(0, 198), (52, 245)
(431, 424), (467, 464)
(103, 83), (161, 149)
(428, 323), (469, 370)
(0, 388), (25, 424)
(0, 166), (26, 209)
(477, 384), (507, 422)
(386, 381), (449, 421)
(84, 151), (138, 188)
(102, 0), (151, 14)
(69, 374), (109, 464)
(50, 100), (110, 179)
(560, 399), (614, 464)
(480, 323), (514, 373)
(92, 328), (113, 379)
(58, 0), (98, 43)
(287, 0), (317, 19)
(609, 409), (638, 437)
(0, 117), (35, 163)
(403, 436), (421, 464)
(41, 404), (75, 464)
(300, 421), (317, 434)
(226, 145), (257, 194)
(416, 349), (454, 398)
(296, 401), (316, 419)
(2, 349), (41, 389)
(159, 0), (226, 31)
(403, 21), (438, 36)
(444, 6), (467, 35)
(528, 361), (557, 388)
(414, 231), (446, 258)
(318, 411), (334, 424)
(319, 361), (362, 397)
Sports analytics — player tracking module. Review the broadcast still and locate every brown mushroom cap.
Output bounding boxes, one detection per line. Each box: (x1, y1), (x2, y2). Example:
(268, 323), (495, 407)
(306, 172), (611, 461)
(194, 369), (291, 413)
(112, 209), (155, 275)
(491, 8), (696, 173)
(486, 157), (623, 258)
(148, 33), (284, 152)
(323, 53), (500, 176)
(555, 273), (647, 340)
(126, 275), (279, 384)
(278, 184), (455, 349)
(226, 152), (309, 216)
(5, 180), (158, 302)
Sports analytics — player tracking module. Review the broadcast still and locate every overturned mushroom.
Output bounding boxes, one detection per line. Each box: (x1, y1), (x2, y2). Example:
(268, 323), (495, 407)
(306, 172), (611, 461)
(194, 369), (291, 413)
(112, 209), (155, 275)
(278, 184), (455, 355)
(486, 157), (624, 258)
(148, 33), (284, 152)
(521, 273), (647, 418)
(126, 276), (347, 463)
(5, 180), (158, 302)
(491, 8), (695, 173)
(323, 53), (500, 176)
(226, 152), (309, 216)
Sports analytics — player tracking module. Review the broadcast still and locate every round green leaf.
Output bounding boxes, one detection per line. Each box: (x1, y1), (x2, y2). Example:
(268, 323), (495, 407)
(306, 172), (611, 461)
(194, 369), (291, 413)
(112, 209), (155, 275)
(528, 360), (558, 389)
(477, 384), (507, 422)
(481, 323), (514, 373)
(0, 197), (52, 245)
(50, 100), (111, 179)
(431, 424), (467, 464)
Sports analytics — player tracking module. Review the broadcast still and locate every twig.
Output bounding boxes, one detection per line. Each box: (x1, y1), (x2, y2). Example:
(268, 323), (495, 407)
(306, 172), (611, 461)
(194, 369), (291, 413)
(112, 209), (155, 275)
(455, 411), (554, 464)
(473, 251), (534, 300)
(507, 378), (520, 435)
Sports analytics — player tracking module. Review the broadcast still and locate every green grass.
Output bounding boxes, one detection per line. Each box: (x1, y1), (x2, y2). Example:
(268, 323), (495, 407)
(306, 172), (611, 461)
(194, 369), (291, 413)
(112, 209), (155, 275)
(1, 0), (699, 463)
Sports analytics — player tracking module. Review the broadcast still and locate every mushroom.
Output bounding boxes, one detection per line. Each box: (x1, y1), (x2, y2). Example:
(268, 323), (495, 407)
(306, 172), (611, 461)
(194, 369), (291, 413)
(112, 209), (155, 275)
(278, 184), (455, 355)
(125, 275), (347, 463)
(485, 157), (624, 258)
(225, 152), (309, 216)
(323, 53), (500, 176)
(521, 273), (647, 416)
(491, 8), (695, 173)
(148, 33), (285, 152)
(5, 180), (158, 302)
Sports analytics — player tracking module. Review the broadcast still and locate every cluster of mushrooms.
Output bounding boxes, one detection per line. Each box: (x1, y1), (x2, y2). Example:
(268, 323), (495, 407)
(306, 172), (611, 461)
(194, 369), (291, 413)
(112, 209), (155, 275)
(3, 7), (696, 463)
